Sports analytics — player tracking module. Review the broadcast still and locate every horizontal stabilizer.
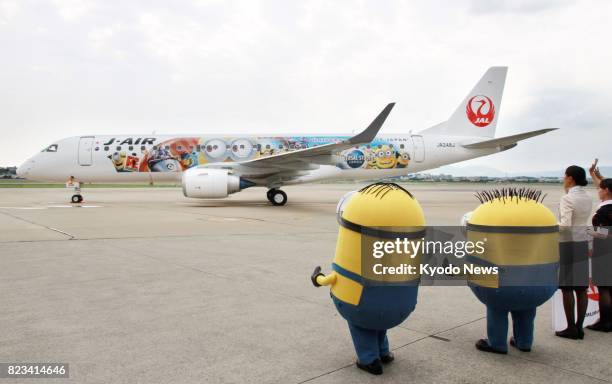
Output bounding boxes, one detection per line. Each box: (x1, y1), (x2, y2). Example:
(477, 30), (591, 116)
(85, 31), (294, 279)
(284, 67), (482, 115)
(462, 128), (558, 149)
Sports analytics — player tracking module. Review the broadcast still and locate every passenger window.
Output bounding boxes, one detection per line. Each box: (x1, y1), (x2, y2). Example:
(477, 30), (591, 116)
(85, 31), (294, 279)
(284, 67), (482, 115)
(141, 145), (146, 151)
(116, 146), (122, 151)
(94, 147), (99, 151)
(177, 145), (183, 150)
(104, 146), (109, 151)
(400, 144), (405, 149)
(196, 145), (201, 152)
(128, 146), (133, 151)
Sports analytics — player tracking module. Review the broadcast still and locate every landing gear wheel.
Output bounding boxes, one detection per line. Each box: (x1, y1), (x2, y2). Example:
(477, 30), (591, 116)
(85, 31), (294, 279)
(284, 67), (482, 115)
(268, 189), (287, 206)
(266, 189), (274, 202)
(71, 194), (82, 204)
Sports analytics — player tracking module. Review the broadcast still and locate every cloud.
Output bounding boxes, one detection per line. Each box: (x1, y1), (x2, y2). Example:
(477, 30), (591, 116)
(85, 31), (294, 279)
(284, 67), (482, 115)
(469, 0), (571, 14)
(0, 0), (21, 25)
(50, 0), (96, 21)
(0, 0), (610, 171)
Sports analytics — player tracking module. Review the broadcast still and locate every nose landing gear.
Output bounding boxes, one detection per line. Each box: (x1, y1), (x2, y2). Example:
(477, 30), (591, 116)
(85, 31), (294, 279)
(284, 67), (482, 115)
(266, 188), (287, 206)
(71, 194), (83, 203)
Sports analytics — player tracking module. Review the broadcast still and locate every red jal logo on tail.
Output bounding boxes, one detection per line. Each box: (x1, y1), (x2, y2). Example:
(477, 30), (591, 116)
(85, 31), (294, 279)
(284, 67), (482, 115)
(466, 95), (495, 127)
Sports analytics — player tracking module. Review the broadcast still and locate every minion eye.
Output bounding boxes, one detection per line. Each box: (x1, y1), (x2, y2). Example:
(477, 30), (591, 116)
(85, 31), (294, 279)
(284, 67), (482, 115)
(386, 151), (391, 156)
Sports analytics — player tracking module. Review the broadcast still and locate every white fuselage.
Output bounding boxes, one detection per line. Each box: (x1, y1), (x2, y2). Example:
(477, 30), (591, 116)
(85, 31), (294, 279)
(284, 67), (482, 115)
(18, 133), (501, 185)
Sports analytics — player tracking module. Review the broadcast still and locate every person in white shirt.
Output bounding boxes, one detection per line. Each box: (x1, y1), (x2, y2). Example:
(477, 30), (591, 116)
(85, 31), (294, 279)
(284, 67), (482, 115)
(556, 166), (592, 340)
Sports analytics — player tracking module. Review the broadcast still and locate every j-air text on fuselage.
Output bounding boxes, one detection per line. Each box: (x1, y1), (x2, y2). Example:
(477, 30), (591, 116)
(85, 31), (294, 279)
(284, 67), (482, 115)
(18, 67), (558, 206)
(101, 137), (158, 146)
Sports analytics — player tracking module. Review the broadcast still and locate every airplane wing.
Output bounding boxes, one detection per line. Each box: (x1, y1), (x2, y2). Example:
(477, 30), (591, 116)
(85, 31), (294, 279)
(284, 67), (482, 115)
(462, 128), (558, 149)
(204, 103), (394, 176)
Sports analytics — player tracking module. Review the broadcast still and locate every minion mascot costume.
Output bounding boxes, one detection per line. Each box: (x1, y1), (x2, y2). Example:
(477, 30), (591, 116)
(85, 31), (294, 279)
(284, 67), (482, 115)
(311, 183), (425, 375)
(466, 188), (559, 354)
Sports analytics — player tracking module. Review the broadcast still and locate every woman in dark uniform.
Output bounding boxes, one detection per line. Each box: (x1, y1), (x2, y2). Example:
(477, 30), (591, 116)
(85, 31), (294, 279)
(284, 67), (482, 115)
(587, 178), (612, 332)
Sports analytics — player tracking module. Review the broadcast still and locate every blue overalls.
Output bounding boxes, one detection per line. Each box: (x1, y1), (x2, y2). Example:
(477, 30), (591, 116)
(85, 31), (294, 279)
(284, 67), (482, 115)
(469, 256), (558, 352)
(330, 263), (418, 364)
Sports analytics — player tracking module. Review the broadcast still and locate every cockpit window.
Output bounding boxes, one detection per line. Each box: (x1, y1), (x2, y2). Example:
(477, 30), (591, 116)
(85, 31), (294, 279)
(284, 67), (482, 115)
(43, 144), (58, 152)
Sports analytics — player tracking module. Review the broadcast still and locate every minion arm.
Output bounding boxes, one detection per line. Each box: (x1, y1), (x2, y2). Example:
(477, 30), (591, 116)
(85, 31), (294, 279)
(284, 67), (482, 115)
(311, 266), (337, 287)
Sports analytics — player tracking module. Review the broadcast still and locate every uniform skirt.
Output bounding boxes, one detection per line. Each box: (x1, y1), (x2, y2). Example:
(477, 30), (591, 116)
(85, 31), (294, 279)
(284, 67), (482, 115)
(559, 241), (589, 290)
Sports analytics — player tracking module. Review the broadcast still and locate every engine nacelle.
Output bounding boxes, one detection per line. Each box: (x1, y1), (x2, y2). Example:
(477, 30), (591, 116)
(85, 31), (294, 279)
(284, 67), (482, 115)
(182, 168), (245, 198)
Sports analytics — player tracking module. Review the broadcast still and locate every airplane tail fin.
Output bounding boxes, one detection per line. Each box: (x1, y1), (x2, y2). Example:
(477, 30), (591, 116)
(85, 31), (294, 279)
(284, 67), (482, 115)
(421, 66), (507, 138)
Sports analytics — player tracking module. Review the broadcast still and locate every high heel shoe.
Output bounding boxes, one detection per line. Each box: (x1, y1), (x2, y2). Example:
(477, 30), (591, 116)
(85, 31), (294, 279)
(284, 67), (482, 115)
(587, 321), (612, 332)
(555, 327), (579, 340)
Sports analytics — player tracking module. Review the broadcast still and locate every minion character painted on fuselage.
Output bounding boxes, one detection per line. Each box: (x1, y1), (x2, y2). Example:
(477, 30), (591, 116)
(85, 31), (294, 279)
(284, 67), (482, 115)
(396, 151), (410, 168)
(466, 188), (559, 354)
(375, 145), (396, 169)
(311, 183), (426, 375)
(109, 151), (127, 172)
(363, 146), (377, 169)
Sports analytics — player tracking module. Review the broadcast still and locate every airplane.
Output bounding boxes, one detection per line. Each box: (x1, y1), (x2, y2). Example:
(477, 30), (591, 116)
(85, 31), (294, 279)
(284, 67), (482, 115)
(17, 67), (557, 206)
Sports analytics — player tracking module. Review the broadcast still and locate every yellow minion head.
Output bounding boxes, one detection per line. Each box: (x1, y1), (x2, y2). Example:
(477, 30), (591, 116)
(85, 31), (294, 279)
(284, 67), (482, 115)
(375, 145), (396, 169)
(466, 188), (559, 288)
(330, 183), (426, 304)
(397, 151), (410, 168)
(363, 146), (377, 169)
(109, 151), (126, 170)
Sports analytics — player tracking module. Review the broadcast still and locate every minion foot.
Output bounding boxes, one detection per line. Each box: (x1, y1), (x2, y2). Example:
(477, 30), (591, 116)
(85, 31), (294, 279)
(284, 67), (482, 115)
(509, 338), (531, 352)
(475, 339), (507, 354)
(380, 352), (394, 364)
(356, 359), (383, 375)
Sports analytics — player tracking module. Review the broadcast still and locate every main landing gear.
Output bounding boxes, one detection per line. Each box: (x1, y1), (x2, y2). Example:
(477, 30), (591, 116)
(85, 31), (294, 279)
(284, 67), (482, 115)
(266, 188), (287, 206)
(71, 194), (83, 203)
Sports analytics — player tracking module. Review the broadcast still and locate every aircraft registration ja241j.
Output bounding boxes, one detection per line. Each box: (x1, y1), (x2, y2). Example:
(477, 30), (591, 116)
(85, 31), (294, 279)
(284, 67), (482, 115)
(18, 67), (557, 206)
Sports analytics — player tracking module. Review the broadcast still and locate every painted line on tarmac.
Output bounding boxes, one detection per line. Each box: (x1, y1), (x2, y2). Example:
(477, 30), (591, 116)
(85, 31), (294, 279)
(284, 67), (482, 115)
(47, 227), (76, 239)
(0, 210), (76, 240)
(0, 205), (102, 209)
(0, 206), (45, 210)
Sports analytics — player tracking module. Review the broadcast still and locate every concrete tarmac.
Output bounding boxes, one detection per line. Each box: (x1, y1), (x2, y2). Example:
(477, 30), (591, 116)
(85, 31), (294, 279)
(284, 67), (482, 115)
(0, 184), (610, 383)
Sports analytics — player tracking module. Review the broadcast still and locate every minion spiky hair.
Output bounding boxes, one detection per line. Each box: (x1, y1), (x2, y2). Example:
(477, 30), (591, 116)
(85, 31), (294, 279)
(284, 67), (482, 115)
(358, 182), (413, 199)
(474, 187), (547, 204)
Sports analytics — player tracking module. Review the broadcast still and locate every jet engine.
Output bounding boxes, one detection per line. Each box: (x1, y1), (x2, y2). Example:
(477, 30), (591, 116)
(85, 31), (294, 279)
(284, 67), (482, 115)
(182, 167), (253, 198)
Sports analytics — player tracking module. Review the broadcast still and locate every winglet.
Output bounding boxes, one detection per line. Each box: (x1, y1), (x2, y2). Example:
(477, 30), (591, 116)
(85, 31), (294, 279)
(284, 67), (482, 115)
(348, 103), (395, 145)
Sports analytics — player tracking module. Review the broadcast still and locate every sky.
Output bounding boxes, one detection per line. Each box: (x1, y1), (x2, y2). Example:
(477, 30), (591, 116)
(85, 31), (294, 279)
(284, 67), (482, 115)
(1, 0), (611, 172)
